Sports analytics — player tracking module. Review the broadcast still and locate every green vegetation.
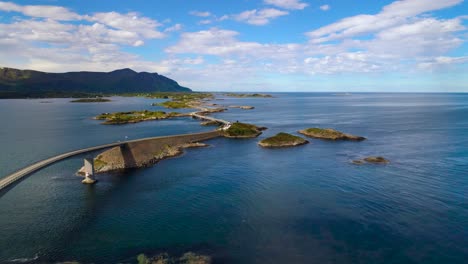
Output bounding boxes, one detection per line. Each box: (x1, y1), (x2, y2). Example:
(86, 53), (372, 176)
(145, 92), (213, 100)
(299, 128), (365, 141)
(223, 122), (264, 138)
(153, 100), (192, 109)
(0, 67), (190, 99)
(136, 252), (211, 264)
(93, 157), (108, 171)
(224, 93), (273, 98)
(95, 110), (181, 124)
(258, 132), (308, 148)
(149, 92), (214, 109)
(70, 98), (111, 103)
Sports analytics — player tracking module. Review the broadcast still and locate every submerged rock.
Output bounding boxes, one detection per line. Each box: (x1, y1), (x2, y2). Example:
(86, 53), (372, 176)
(363, 156), (390, 164)
(258, 132), (309, 148)
(352, 156), (390, 165)
(228, 105), (255, 110)
(298, 128), (365, 141)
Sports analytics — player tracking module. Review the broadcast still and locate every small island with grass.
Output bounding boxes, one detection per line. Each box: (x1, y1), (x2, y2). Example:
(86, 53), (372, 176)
(137, 252), (211, 264)
(95, 110), (184, 124)
(299, 128), (365, 141)
(149, 92), (214, 109)
(228, 105), (255, 110)
(222, 122), (266, 138)
(224, 93), (273, 98)
(70, 98), (111, 103)
(258, 132), (309, 148)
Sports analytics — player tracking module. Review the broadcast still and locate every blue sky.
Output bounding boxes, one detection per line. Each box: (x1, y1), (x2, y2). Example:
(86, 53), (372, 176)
(0, 0), (467, 92)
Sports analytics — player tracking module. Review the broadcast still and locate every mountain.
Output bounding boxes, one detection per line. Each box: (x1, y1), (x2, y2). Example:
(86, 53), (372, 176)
(0, 67), (191, 98)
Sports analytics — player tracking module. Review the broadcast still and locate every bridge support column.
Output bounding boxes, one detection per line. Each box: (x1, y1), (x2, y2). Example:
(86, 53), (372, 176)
(82, 158), (97, 184)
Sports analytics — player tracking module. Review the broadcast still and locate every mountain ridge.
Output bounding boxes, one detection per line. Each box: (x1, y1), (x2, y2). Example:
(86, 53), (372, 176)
(0, 67), (191, 98)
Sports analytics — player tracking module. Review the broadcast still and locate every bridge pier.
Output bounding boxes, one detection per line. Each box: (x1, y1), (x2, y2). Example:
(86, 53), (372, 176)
(82, 158), (97, 184)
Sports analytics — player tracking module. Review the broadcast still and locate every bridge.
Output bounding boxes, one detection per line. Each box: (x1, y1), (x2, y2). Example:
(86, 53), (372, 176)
(0, 130), (221, 194)
(190, 108), (231, 130)
(0, 103), (233, 195)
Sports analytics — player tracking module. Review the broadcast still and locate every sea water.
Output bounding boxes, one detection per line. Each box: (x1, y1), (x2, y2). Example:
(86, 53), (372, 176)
(0, 93), (467, 263)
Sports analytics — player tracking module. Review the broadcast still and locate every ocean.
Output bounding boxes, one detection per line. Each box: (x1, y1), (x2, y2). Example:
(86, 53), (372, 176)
(0, 93), (467, 263)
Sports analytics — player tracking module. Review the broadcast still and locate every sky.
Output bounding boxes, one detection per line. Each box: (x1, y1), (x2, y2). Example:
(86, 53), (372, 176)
(0, 0), (467, 92)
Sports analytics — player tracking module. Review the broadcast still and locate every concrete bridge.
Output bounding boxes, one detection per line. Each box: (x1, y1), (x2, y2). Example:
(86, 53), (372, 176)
(190, 109), (231, 130)
(0, 130), (221, 194)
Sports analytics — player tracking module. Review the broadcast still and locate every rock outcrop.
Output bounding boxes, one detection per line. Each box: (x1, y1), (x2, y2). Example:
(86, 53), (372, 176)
(222, 122), (266, 138)
(299, 128), (365, 141)
(352, 156), (390, 165)
(258, 133), (309, 148)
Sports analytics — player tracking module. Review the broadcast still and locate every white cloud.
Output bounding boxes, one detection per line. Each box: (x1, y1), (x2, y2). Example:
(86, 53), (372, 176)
(234, 8), (289, 25)
(88, 12), (164, 39)
(0, 2), (168, 72)
(0, 1), (81, 20)
(198, 19), (213, 25)
(417, 56), (468, 70)
(189, 11), (211, 17)
(264, 0), (308, 10)
(320, 5), (330, 11)
(165, 23), (182, 32)
(306, 0), (463, 43)
(0, 0), (466, 91)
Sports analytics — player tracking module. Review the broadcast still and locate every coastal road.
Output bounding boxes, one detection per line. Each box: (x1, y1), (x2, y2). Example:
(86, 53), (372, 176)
(190, 107), (231, 126)
(0, 130), (220, 194)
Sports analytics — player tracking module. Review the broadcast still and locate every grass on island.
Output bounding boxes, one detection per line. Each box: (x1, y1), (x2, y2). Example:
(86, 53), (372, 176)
(303, 128), (344, 138)
(70, 98), (111, 103)
(145, 92), (214, 109)
(223, 122), (263, 138)
(224, 93), (273, 98)
(152, 100), (192, 109)
(122, 92), (213, 100)
(95, 110), (180, 124)
(299, 128), (365, 141)
(259, 132), (308, 147)
(137, 252), (211, 264)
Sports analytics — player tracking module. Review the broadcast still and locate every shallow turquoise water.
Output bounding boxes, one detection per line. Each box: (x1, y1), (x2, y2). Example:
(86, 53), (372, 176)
(0, 94), (467, 263)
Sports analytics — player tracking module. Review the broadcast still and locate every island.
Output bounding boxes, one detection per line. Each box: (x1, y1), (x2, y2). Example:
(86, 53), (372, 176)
(150, 92), (214, 109)
(258, 133), (309, 148)
(352, 156), (390, 165)
(94, 110), (185, 125)
(70, 98), (111, 103)
(222, 122), (266, 138)
(228, 105), (255, 110)
(298, 128), (365, 141)
(137, 252), (211, 264)
(224, 93), (273, 98)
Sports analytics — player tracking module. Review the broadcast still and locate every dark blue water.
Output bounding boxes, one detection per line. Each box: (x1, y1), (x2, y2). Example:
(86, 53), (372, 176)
(0, 94), (467, 263)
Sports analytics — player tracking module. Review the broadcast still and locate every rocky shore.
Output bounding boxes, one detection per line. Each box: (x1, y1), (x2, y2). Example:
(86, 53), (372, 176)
(299, 128), (365, 141)
(258, 133), (309, 148)
(137, 252), (211, 264)
(222, 122), (266, 138)
(94, 110), (187, 125)
(228, 105), (255, 110)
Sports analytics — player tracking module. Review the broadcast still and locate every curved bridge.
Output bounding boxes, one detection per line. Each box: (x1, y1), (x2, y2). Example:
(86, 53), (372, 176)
(0, 130), (220, 194)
